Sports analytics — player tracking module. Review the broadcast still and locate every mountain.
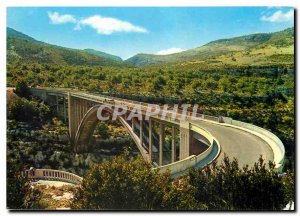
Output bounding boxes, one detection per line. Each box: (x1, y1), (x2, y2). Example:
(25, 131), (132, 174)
(7, 27), (125, 67)
(7, 27), (37, 42)
(83, 49), (123, 62)
(7, 27), (294, 68)
(126, 27), (294, 67)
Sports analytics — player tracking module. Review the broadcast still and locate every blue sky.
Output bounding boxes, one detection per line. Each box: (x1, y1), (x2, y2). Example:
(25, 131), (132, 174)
(7, 7), (294, 59)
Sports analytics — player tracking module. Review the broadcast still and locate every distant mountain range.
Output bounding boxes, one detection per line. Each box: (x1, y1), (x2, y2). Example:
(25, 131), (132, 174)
(83, 49), (123, 62)
(126, 27), (294, 67)
(7, 27), (294, 68)
(7, 27), (126, 67)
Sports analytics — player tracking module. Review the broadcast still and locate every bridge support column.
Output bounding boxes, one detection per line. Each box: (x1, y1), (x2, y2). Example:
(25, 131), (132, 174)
(79, 100), (84, 122)
(139, 120), (143, 146)
(159, 123), (165, 166)
(74, 99), (78, 137)
(179, 121), (191, 160)
(131, 118), (135, 129)
(56, 95), (59, 114)
(63, 97), (67, 123)
(78, 100), (81, 123)
(148, 119), (153, 163)
(68, 93), (76, 143)
(171, 125), (176, 163)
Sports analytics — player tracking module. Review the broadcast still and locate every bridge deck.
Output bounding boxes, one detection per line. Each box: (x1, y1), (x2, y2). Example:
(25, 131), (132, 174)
(194, 120), (274, 168)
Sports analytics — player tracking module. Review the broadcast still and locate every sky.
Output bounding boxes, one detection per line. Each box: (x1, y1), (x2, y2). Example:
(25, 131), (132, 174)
(7, 7), (294, 59)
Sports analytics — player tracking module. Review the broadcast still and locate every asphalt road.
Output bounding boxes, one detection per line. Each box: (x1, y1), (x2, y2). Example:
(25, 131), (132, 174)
(194, 120), (274, 168)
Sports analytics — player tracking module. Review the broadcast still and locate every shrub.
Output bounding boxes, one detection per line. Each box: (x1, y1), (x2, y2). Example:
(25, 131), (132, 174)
(7, 155), (41, 209)
(8, 97), (51, 124)
(14, 80), (31, 98)
(71, 155), (198, 210)
(189, 155), (293, 210)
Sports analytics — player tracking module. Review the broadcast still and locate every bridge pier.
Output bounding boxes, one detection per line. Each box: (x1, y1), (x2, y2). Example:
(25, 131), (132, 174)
(131, 117), (135, 130)
(68, 93), (75, 143)
(148, 119), (153, 163)
(171, 125), (176, 163)
(139, 120), (143, 146)
(56, 95), (59, 114)
(63, 97), (67, 123)
(179, 121), (191, 160)
(159, 123), (165, 166)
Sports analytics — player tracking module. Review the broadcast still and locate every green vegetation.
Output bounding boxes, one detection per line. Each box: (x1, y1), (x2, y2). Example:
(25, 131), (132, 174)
(8, 97), (51, 125)
(126, 27), (294, 67)
(83, 49), (123, 62)
(71, 155), (294, 210)
(6, 26), (295, 210)
(189, 156), (292, 210)
(14, 80), (31, 98)
(71, 154), (199, 210)
(7, 86), (137, 184)
(7, 28), (128, 67)
(7, 61), (295, 169)
(7, 154), (42, 209)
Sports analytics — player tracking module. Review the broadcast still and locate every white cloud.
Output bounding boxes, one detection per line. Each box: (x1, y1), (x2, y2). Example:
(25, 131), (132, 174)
(156, 48), (186, 55)
(260, 9), (294, 23)
(76, 15), (147, 35)
(48, 11), (76, 24)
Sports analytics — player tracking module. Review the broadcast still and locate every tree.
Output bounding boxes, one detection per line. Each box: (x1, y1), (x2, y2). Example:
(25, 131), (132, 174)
(8, 97), (51, 124)
(205, 78), (218, 90)
(71, 155), (198, 210)
(71, 155), (168, 210)
(151, 76), (166, 92)
(14, 80), (31, 98)
(189, 155), (293, 210)
(7, 154), (41, 209)
(283, 67), (288, 75)
(219, 77), (232, 93)
(94, 122), (110, 139)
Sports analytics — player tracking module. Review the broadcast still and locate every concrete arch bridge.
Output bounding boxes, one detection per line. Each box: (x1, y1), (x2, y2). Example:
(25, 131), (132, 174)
(30, 88), (285, 175)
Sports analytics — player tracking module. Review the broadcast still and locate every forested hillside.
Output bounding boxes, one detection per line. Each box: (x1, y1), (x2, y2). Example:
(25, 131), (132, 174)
(83, 49), (123, 62)
(126, 27), (294, 67)
(7, 27), (127, 67)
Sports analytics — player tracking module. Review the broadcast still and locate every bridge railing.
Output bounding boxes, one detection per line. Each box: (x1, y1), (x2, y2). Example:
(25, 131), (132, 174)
(155, 123), (219, 175)
(230, 120), (285, 171)
(203, 115), (220, 122)
(23, 169), (83, 185)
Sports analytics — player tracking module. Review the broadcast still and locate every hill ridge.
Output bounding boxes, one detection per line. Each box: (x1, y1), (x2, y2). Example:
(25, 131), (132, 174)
(126, 27), (294, 67)
(7, 27), (126, 67)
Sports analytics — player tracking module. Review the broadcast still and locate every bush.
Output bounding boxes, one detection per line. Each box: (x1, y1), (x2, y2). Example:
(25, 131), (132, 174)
(14, 80), (31, 98)
(71, 154), (198, 210)
(7, 155), (41, 209)
(8, 97), (51, 124)
(94, 122), (110, 139)
(71, 155), (294, 210)
(189, 155), (293, 210)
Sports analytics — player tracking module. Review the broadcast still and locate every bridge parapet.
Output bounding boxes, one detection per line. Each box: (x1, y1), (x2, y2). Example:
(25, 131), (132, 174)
(23, 168), (83, 185)
(155, 123), (219, 175)
(191, 113), (285, 171)
(230, 120), (285, 171)
(197, 113), (285, 171)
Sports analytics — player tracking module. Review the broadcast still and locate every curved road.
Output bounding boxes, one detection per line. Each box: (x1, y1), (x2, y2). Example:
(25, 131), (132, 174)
(194, 120), (274, 168)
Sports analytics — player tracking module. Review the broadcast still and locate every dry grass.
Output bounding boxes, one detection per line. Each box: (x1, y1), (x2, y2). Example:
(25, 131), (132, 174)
(33, 183), (78, 210)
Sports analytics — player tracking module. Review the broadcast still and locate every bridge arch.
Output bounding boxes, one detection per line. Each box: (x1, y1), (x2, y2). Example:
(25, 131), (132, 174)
(73, 104), (149, 161)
